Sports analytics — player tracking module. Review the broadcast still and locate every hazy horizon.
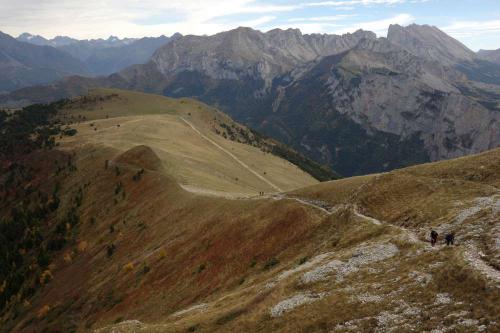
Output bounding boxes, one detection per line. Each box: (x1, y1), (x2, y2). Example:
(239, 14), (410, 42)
(1, 0), (500, 51)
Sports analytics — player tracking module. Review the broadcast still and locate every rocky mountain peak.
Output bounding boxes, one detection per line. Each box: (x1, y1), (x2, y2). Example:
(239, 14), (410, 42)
(16, 32), (50, 46)
(350, 29), (377, 40)
(151, 26), (375, 83)
(170, 32), (183, 40)
(387, 23), (476, 64)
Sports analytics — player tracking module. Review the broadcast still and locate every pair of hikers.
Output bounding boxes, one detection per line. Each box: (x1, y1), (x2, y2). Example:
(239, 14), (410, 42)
(430, 230), (455, 246)
(259, 191), (265, 196)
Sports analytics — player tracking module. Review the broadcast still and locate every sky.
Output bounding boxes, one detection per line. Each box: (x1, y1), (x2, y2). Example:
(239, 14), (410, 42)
(1, 0), (499, 50)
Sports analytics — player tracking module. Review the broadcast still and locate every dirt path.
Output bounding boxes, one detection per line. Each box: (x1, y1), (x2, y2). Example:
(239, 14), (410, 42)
(352, 205), (500, 283)
(179, 117), (282, 192)
(353, 209), (381, 225)
(176, 159), (500, 284)
(464, 243), (500, 284)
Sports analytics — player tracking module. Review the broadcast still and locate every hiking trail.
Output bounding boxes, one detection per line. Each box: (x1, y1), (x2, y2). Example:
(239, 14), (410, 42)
(179, 117), (282, 192)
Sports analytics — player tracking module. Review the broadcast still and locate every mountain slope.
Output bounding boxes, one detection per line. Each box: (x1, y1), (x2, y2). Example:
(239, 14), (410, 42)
(1, 93), (498, 331)
(57, 88), (335, 194)
(478, 48), (500, 64)
(148, 27), (499, 175)
(387, 24), (476, 64)
(2, 25), (499, 176)
(0, 31), (90, 92)
(263, 38), (499, 174)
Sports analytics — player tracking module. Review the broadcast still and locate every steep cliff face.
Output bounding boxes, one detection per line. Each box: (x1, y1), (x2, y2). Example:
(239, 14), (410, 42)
(314, 39), (500, 161)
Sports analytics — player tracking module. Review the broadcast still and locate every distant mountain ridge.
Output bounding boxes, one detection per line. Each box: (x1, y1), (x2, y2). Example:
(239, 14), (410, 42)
(17, 33), (136, 47)
(478, 48), (500, 65)
(0, 31), (90, 93)
(2, 25), (500, 176)
(16, 32), (178, 76)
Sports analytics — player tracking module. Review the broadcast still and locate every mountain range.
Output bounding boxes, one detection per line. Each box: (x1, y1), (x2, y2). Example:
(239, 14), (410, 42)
(1, 24), (499, 176)
(0, 31), (177, 93)
(0, 31), (89, 93)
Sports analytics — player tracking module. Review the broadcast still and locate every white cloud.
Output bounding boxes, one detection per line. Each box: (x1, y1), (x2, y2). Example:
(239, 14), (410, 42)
(440, 20), (500, 51)
(441, 20), (500, 37)
(305, 0), (407, 7)
(0, 0), (294, 38)
(333, 13), (414, 36)
(287, 15), (355, 22)
(264, 22), (344, 34)
(0, 0), (426, 39)
(240, 16), (278, 27)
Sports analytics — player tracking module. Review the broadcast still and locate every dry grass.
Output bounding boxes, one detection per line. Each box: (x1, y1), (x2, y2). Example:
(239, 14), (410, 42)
(4, 93), (499, 332)
(58, 89), (317, 195)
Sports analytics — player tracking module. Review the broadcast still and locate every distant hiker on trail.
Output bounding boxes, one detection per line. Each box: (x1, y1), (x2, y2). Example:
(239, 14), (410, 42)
(430, 230), (438, 246)
(445, 233), (455, 246)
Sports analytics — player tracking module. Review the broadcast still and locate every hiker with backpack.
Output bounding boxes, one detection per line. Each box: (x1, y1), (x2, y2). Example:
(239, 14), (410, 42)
(430, 229), (438, 246)
(445, 233), (455, 246)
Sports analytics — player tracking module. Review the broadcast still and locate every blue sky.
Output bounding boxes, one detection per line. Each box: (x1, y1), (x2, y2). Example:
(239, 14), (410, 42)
(1, 0), (499, 50)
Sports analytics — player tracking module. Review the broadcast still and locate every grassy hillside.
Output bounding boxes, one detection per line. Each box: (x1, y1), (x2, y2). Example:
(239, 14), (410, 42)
(0, 91), (498, 332)
(57, 89), (337, 195)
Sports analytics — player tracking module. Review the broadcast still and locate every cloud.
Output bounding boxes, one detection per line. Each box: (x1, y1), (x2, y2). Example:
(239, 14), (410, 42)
(333, 13), (414, 36)
(441, 20), (500, 37)
(264, 22), (344, 34)
(305, 0), (407, 7)
(0, 0), (427, 39)
(287, 15), (355, 22)
(440, 19), (500, 51)
(240, 16), (278, 27)
(0, 0), (293, 38)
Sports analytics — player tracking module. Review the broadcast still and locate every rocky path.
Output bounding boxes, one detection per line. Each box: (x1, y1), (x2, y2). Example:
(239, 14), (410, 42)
(280, 195), (500, 284)
(464, 243), (500, 284)
(178, 156), (499, 287)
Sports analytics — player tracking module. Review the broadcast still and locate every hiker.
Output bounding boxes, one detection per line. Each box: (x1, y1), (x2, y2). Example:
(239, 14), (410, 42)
(430, 229), (438, 246)
(445, 233), (454, 246)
